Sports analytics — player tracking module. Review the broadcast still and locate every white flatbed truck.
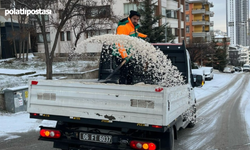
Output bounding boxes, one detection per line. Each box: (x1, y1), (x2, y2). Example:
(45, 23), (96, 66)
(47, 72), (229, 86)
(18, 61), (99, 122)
(27, 42), (202, 150)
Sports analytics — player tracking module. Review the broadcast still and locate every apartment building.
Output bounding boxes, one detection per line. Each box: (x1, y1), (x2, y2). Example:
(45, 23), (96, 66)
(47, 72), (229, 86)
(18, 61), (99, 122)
(0, 0), (22, 59)
(228, 45), (250, 65)
(226, 0), (249, 46)
(185, 0), (214, 44)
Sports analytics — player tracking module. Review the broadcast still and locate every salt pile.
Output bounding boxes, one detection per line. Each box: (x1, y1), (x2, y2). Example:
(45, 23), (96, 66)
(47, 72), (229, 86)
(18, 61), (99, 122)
(76, 34), (185, 87)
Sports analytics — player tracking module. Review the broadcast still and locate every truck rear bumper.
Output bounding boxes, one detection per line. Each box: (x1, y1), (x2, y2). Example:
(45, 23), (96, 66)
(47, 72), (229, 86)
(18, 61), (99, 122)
(39, 129), (161, 150)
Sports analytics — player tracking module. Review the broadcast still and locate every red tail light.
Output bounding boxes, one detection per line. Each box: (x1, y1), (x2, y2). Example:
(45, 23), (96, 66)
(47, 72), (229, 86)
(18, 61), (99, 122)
(40, 129), (61, 139)
(31, 113), (39, 116)
(31, 81), (38, 85)
(148, 143), (157, 150)
(152, 125), (162, 128)
(130, 140), (156, 150)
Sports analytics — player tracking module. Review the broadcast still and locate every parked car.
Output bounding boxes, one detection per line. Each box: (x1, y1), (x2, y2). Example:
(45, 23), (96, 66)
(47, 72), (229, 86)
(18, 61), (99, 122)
(234, 67), (242, 72)
(223, 67), (232, 73)
(224, 66), (236, 73)
(201, 67), (214, 80)
(192, 69), (205, 86)
(243, 64), (250, 72)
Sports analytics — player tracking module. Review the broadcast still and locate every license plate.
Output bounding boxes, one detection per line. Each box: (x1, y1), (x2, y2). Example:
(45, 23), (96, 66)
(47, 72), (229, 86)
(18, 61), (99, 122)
(79, 132), (112, 144)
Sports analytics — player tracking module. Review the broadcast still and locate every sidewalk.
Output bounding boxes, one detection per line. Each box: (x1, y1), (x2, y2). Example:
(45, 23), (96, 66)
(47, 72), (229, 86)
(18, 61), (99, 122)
(0, 68), (36, 76)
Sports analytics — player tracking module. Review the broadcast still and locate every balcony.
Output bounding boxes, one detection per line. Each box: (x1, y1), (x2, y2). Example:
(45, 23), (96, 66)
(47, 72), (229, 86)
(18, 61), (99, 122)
(205, 10), (214, 17)
(192, 9), (206, 14)
(193, 31), (211, 38)
(210, 11), (214, 17)
(210, 2), (214, 7)
(210, 21), (214, 26)
(192, 20), (210, 26)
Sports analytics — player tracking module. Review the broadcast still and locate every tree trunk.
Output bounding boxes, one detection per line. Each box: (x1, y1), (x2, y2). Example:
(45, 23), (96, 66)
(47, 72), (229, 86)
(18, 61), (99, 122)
(26, 40), (29, 61)
(19, 40), (22, 59)
(22, 40), (25, 62)
(46, 59), (53, 79)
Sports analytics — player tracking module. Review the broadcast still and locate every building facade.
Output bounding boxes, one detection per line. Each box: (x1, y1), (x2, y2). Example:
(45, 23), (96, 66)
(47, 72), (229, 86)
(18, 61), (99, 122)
(35, 0), (186, 54)
(185, 0), (214, 44)
(228, 45), (250, 65)
(0, 0), (37, 59)
(226, 0), (249, 46)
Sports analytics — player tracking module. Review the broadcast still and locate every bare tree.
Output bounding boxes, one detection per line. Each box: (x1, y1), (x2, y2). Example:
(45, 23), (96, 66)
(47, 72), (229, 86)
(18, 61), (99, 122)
(187, 38), (207, 66)
(68, 0), (116, 48)
(17, 14), (30, 61)
(13, 0), (116, 79)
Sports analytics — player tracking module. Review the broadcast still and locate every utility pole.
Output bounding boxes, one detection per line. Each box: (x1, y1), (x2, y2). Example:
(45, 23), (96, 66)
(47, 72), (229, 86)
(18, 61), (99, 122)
(158, 0), (162, 26)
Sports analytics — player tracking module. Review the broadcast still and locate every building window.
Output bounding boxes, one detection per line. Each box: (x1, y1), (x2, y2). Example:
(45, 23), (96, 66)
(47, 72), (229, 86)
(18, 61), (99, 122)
(66, 31), (71, 41)
(59, 10), (63, 19)
(186, 37), (190, 44)
(38, 15), (49, 21)
(186, 15), (189, 22)
(1, 1), (11, 9)
(166, 10), (177, 19)
(86, 6), (111, 19)
(124, 3), (143, 15)
(161, 7), (166, 16)
(175, 28), (178, 36)
(186, 26), (190, 33)
(60, 32), (65, 41)
(185, 3), (189, 11)
(86, 29), (113, 38)
(38, 33), (50, 43)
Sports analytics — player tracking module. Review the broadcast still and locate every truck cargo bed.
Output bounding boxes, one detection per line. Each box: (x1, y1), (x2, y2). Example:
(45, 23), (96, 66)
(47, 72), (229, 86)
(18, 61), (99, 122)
(28, 80), (191, 126)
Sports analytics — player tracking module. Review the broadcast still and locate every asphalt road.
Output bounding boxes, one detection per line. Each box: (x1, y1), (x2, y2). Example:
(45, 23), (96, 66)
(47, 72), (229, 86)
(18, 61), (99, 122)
(1, 73), (250, 150)
(175, 73), (250, 150)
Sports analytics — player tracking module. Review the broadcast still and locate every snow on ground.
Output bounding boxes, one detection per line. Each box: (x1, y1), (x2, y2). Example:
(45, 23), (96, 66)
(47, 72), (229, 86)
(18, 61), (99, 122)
(0, 55), (98, 140)
(0, 112), (56, 140)
(240, 79), (250, 137)
(0, 55), (98, 91)
(194, 70), (239, 100)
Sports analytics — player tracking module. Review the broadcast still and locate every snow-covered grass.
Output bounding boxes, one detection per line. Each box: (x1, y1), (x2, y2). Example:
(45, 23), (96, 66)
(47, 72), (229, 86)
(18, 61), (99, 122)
(0, 56), (98, 91)
(0, 111), (56, 140)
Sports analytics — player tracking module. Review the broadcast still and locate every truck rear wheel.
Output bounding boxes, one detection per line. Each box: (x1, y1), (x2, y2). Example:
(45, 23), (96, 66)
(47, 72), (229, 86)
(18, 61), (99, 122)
(160, 127), (175, 150)
(187, 121), (195, 128)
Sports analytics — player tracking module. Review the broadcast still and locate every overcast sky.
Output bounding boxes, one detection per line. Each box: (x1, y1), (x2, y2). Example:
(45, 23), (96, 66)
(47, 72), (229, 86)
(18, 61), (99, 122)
(209, 0), (250, 32)
(209, 0), (227, 32)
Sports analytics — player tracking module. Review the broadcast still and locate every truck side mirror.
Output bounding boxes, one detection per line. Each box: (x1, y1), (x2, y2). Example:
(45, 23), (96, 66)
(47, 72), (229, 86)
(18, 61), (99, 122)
(193, 74), (203, 87)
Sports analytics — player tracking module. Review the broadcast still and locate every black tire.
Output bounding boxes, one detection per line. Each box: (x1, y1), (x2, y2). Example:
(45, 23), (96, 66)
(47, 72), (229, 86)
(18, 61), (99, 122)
(187, 122), (196, 128)
(169, 127), (175, 150)
(160, 127), (175, 150)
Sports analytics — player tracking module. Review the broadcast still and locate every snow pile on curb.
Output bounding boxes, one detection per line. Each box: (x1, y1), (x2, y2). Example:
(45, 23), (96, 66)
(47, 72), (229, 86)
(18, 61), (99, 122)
(77, 34), (185, 87)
